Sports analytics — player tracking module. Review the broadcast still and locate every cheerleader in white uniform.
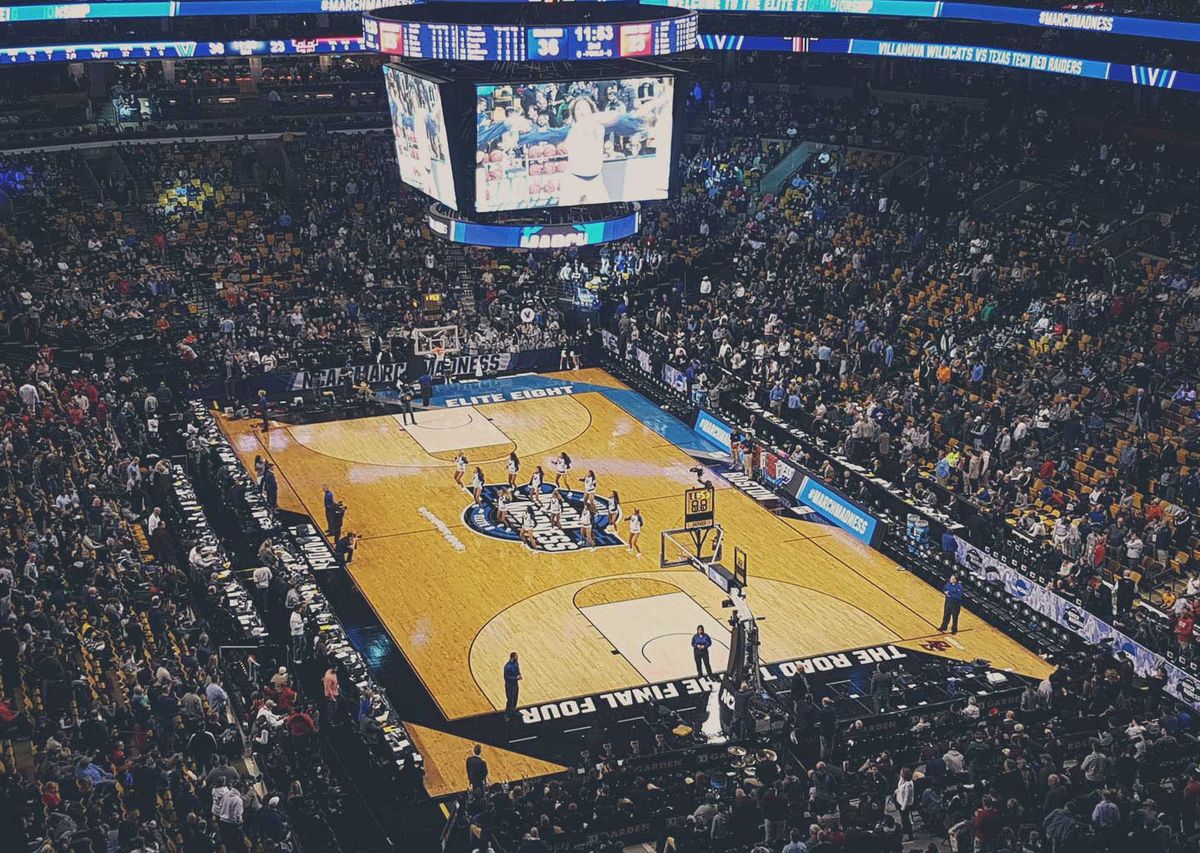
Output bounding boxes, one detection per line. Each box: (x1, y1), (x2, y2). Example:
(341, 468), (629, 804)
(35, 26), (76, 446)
(548, 488), (564, 530)
(552, 452), (572, 487)
(579, 503), (595, 548)
(628, 508), (643, 556)
(581, 469), (597, 511)
(519, 508), (538, 550)
(496, 488), (510, 527)
(454, 452), (468, 487)
(506, 452), (520, 489)
(527, 465), (545, 501)
(470, 466), (485, 505)
(608, 490), (623, 526)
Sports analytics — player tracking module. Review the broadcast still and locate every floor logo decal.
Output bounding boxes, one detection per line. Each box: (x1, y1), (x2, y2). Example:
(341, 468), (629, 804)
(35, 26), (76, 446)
(463, 483), (622, 552)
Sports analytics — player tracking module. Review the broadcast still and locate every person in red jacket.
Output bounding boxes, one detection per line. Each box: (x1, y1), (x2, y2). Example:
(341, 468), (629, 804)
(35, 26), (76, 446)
(286, 707), (318, 741)
(972, 795), (1002, 850)
(1175, 606), (1196, 657)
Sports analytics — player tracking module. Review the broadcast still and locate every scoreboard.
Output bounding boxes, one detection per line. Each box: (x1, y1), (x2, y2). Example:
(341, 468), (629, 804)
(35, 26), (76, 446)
(364, 14), (696, 61)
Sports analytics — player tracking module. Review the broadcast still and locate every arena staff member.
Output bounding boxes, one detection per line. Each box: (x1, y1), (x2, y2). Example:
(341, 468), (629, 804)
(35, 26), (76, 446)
(692, 625), (714, 678)
(323, 485), (337, 535)
(503, 651), (522, 720)
(939, 574), (964, 634)
(465, 744), (489, 795)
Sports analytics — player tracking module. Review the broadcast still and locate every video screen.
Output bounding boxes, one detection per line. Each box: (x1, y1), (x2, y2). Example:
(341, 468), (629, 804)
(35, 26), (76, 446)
(384, 65), (458, 210)
(475, 76), (674, 213)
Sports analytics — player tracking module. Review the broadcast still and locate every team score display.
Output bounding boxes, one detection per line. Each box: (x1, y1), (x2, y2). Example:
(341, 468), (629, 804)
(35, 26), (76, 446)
(529, 27), (564, 58)
(620, 24), (653, 57)
(684, 486), (714, 529)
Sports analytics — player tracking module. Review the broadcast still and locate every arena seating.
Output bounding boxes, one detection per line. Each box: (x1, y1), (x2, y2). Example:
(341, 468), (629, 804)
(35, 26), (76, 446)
(2, 45), (1200, 853)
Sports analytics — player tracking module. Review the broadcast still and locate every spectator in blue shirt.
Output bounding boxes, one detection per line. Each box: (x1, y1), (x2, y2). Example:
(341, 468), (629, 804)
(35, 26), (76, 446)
(74, 757), (115, 787)
(769, 382), (785, 414)
(691, 625), (714, 678)
(782, 828), (809, 853)
(323, 484), (336, 534)
(939, 574), (964, 634)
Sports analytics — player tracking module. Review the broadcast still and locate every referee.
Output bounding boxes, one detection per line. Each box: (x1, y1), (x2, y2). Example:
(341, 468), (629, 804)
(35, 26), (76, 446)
(691, 625), (714, 678)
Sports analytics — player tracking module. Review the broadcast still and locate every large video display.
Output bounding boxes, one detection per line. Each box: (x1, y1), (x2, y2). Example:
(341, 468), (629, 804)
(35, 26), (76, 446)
(475, 76), (674, 213)
(383, 65), (458, 210)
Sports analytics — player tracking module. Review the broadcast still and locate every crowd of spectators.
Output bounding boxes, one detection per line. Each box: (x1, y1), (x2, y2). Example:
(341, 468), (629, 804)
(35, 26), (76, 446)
(471, 647), (1200, 853)
(0, 350), (351, 850)
(3, 46), (1200, 852)
(2, 127), (584, 400)
(608, 78), (1200, 645)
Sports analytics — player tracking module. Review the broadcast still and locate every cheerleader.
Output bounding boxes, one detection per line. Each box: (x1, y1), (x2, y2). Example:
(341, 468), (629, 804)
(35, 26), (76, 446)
(581, 469), (597, 511)
(454, 452), (468, 487)
(496, 488), (510, 527)
(628, 508), (643, 556)
(608, 490), (623, 526)
(553, 452), (572, 487)
(548, 487), (564, 530)
(470, 466), (485, 505)
(506, 452), (520, 489)
(579, 502), (595, 548)
(527, 465), (544, 498)
(519, 508), (538, 550)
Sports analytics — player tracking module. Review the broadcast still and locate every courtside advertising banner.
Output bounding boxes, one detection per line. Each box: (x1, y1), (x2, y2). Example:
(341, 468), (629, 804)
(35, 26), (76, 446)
(760, 449), (882, 547)
(794, 475), (879, 545)
(692, 409), (733, 453)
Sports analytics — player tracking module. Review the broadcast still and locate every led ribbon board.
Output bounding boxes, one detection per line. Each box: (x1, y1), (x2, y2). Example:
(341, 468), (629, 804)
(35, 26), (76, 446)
(643, 0), (1200, 45)
(0, 35), (364, 63)
(426, 205), (640, 249)
(697, 34), (1200, 92)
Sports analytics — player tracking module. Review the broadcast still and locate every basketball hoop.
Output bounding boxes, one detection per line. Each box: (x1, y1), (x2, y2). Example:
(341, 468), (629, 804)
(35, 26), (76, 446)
(412, 325), (462, 357)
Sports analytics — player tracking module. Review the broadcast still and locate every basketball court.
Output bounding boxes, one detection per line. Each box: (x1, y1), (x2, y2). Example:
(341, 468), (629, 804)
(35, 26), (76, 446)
(216, 367), (1051, 795)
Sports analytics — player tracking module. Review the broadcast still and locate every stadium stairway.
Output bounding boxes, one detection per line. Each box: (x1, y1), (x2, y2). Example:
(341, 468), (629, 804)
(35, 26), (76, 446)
(444, 244), (478, 317)
(758, 139), (824, 196)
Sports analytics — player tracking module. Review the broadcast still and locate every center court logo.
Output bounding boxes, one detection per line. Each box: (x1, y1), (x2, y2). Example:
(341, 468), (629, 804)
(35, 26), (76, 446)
(463, 483), (622, 552)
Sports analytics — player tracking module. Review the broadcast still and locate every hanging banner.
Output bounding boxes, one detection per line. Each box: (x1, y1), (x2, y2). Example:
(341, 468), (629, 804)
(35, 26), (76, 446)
(635, 346), (654, 375)
(405, 348), (560, 381)
(203, 349), (560, 401)
(663, 362), (689, 394)
(951, 536), (1200, 710)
